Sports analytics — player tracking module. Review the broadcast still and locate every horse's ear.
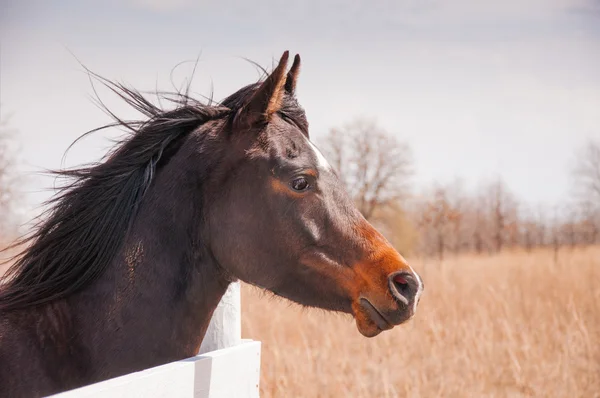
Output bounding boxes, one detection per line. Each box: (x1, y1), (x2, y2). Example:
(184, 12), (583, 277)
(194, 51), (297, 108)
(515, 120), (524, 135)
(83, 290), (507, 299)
(236, 51), (290, 128)
(285, 54), (301, 94)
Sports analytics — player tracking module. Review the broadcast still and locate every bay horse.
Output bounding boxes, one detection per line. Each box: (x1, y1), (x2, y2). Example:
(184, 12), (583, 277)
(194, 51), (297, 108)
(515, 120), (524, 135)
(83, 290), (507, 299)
(0, 52), (423, 397)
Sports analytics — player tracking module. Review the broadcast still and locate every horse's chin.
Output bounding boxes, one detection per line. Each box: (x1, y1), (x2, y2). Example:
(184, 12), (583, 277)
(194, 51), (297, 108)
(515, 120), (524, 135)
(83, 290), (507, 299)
(356, 320), (383, 338)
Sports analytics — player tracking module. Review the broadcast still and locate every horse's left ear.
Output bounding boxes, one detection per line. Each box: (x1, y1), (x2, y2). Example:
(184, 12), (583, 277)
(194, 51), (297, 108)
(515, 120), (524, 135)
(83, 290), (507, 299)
(235, 51), (290, 128)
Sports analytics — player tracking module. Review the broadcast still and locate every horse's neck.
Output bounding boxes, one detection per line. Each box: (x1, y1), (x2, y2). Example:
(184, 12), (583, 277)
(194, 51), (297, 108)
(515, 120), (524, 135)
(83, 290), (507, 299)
(70, 169), (230, 378)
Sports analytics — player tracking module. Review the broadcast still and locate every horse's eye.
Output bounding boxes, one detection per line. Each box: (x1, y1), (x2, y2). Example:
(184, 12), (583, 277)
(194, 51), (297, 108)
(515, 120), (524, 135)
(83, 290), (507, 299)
(290, 177), (310, 191)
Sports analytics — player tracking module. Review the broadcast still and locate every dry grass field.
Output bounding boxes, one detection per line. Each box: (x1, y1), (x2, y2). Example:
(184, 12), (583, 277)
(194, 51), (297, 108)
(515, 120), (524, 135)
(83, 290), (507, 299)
(241, 247), (600, 397)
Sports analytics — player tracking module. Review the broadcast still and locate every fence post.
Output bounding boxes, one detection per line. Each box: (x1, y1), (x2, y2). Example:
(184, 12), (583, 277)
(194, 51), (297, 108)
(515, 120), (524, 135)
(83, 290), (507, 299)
(198, 281), (241, 354)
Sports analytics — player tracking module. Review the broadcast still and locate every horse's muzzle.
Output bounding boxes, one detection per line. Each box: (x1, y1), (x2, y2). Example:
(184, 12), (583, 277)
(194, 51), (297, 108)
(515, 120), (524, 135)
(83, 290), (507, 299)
(354, 270), (423, 337)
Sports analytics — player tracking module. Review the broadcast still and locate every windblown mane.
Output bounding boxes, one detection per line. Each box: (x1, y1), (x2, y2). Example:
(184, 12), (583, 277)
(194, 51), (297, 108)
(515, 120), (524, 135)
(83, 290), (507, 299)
(0, 75), (232, 311)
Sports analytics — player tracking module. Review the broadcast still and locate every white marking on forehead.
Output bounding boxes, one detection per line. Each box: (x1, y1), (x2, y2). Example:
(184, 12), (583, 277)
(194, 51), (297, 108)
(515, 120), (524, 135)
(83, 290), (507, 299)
(304, 136), (332, 171)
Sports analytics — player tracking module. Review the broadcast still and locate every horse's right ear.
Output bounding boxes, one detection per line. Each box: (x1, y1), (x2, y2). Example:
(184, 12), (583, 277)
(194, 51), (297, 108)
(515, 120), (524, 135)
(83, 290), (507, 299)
(234, 51), (290, 128)
(284, 54), (301, 95)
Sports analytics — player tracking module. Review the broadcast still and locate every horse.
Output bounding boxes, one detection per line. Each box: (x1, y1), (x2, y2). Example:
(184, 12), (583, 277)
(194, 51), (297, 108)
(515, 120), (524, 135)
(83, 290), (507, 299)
(0, 51), (423, 397)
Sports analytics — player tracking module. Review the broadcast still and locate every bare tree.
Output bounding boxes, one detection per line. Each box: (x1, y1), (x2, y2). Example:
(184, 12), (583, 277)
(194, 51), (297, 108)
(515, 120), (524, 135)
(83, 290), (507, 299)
(319, 118), (413, 220)
(579, 200), (599, 244)
(485, 178), (518, 252)
(0, 114), (18, 241)
(518, 205), (550, 251)
(571, 139), (600, 245)
(560, 210), (579, 248)
(414, 183), (464, 260)
(533, 205), (549, 248)
(468, 194), (489, 254)
(573, 139), (600, 201)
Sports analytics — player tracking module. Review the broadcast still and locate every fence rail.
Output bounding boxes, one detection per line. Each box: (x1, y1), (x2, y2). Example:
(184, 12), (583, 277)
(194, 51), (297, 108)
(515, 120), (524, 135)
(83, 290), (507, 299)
(50, 340), (261, 398)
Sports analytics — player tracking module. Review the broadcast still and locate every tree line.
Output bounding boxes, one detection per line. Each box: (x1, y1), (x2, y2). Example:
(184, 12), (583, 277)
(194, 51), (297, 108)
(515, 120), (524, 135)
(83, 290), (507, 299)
(319, 118), (600, 259)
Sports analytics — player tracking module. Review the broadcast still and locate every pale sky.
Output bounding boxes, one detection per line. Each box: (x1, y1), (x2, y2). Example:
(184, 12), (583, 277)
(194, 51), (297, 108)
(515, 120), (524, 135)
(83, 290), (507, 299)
(1, 0), (599, 218)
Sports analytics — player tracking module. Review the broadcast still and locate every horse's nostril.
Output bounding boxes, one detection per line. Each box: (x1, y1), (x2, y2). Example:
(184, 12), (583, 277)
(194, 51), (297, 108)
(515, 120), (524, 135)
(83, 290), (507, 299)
(393, 274), (408, 286)
(388, 271), (419, 306)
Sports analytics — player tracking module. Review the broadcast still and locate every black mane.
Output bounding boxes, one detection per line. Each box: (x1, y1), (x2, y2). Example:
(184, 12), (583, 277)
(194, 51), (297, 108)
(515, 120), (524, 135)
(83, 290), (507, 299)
(0, 77), (232, 311)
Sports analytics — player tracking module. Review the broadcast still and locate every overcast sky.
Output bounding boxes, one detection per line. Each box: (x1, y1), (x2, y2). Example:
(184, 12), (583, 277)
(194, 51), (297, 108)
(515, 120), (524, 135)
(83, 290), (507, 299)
(1, 0), (599, 218)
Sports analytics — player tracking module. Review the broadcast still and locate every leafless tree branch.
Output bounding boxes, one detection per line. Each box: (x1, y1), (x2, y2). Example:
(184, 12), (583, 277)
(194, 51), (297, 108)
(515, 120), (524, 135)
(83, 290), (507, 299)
(319, 118), (413, 220)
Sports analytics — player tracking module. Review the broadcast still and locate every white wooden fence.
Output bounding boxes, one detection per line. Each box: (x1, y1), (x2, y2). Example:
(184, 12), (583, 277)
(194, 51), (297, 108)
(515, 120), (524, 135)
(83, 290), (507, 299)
(50, 282), (261, 398)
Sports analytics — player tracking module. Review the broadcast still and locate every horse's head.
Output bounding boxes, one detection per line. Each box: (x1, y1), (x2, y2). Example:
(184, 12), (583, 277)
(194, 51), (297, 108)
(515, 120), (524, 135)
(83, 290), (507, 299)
(208, 52), (423, 337)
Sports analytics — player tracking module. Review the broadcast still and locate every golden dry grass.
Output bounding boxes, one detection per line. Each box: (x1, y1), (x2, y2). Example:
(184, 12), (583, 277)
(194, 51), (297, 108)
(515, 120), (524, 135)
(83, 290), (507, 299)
(241, 247), (600, 397)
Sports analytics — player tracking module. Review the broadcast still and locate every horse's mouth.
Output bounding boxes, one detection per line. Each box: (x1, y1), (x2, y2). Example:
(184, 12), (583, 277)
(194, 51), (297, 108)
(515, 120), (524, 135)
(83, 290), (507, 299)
(352, 297), (394, 337)
(359, 297), (393, 330)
